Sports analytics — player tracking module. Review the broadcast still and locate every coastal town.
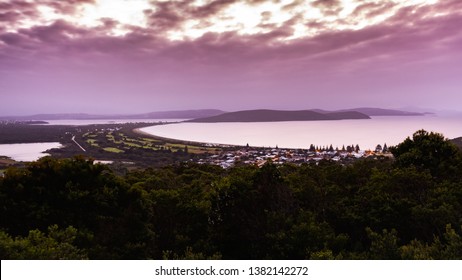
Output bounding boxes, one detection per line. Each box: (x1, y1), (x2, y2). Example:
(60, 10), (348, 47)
(193, 143), (393, 168)
(0, 121), (395, 171)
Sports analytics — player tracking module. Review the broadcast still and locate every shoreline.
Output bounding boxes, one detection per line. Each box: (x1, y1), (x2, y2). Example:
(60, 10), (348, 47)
(133, 127), (242, 148)
(130, 118), (462, 151)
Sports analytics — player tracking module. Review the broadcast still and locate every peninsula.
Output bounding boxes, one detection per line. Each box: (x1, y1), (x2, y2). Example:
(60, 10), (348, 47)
(186, 109), (370, 123)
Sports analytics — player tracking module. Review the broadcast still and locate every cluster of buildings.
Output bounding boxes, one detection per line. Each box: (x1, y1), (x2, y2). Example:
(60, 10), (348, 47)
(195, 145), (393, 168)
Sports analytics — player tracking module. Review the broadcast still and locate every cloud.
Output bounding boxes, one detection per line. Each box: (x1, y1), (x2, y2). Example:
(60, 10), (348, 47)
(0, 0), (459, 74)
(311, 0), (342, 16)
(1, 1), (460, 61)
(1, 0), (462, 114)
(144, 2), (184, 34)
(191, 0), (237, 18)
(41, 0), (96, 15)
(0, 10), (22, 22)
(0, 1), (40, 27)
(143, 0), (239, 34)
(281, 0), (303, 11)
(352, 1), (398, 20)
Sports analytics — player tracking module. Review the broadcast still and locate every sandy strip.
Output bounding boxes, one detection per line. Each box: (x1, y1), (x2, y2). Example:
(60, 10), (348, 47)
(133, 127), (235, 147)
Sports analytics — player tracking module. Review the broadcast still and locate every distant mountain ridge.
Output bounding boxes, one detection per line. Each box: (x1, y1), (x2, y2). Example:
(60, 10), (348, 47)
(348, 107), (425, 116)
(0, 108), (428, 121)
(313, 107), (425, 116)
(0, 109), (225, 121)
(187, 109), (370, 123)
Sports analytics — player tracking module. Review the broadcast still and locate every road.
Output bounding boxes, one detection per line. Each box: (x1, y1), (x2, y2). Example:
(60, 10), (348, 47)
(72, 136), (86, 152)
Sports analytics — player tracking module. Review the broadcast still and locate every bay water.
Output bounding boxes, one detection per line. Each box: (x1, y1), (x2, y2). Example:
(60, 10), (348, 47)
(0, 142), (62, 162)
(139, 116), (462, 150)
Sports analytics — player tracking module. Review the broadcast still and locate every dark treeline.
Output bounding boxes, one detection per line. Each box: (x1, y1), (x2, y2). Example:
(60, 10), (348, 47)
(1, 130), (462, 259)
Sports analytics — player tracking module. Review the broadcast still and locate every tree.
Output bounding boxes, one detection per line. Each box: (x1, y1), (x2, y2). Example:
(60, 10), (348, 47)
(390, 130), (462, 178)
(366, 228), (400, 259)
(400, 224), (462, 259)
(0, 225), (87, 260)
(0, 156), (153, 259)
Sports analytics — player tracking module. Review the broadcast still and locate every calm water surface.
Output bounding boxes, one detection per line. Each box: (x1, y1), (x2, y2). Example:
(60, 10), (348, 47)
(0, 142), (62, 162)
(140, 116), (462, 150)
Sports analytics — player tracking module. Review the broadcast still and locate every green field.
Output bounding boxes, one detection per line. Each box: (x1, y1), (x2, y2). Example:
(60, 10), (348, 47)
(103, 147), (124, 153)
(0, 122), (224, 169)
(80, 127), (221, 156)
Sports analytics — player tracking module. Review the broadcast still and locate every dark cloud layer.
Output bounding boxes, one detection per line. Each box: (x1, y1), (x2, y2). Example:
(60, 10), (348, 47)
(1, 0), (462, 115)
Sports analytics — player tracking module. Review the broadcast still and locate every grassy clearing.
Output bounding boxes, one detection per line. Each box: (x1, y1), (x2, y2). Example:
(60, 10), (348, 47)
(123, 142), (143, 148)
(141, 138), (162, 144)
(165, 143), (188, 149)
(163, 143), (218, 154)
(186, 146), (216, 154)
(86, 139), (99, 147)
(103, 147), (124, 153)
(82, 132), (98, 138)
(106, 134), (122, 144)
(81, 127), (220, 156)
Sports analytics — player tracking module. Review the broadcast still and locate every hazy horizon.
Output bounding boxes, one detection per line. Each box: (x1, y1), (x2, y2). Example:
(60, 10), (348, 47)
(1, 0), (462, 115)
(2, 106), (462, 118)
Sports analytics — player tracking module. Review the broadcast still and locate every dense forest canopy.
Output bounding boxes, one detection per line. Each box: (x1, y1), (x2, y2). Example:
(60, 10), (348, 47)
(1, 130), (461, 259)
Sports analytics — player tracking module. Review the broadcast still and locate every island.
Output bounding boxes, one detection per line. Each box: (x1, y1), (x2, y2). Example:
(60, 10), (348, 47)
(186, 109), (370, 123)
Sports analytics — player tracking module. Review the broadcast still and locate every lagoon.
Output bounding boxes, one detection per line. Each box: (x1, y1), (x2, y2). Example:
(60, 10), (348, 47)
(0, 142), (62, 162)
(139, 116), (462, 150)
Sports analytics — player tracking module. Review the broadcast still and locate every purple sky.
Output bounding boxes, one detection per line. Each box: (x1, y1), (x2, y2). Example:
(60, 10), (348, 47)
(1, 0), (462, 115)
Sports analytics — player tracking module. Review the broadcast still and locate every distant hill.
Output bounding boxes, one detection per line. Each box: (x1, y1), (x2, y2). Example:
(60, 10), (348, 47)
(344, 108), (425, 116)
(187, 109), (370, 123)
(451, 137), (462, 151)
(0, 107), (428, 121)
(312, 108), (425, 116)
(126, 109), (225, 119)
(3, 113), (105, 120)
(0, 109), (225, 121)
